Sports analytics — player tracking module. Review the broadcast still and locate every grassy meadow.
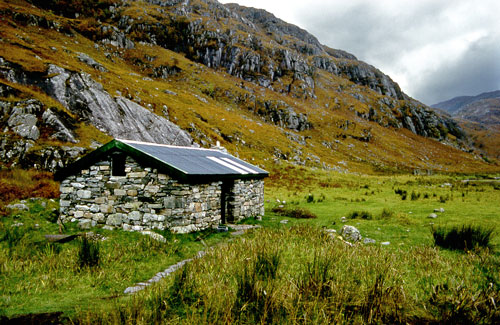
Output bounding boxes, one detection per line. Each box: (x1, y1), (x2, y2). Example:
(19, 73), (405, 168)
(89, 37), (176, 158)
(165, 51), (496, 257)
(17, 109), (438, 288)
(0, 166), (499, 323)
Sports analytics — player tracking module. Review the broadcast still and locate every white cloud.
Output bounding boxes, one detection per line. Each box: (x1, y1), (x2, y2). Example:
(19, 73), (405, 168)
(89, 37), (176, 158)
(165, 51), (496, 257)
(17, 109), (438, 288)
(219, 0), (500, 104)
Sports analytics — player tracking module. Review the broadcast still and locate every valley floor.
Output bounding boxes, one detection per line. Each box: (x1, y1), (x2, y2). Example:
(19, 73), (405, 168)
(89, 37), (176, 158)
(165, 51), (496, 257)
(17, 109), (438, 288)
(1, 170), (499, 323)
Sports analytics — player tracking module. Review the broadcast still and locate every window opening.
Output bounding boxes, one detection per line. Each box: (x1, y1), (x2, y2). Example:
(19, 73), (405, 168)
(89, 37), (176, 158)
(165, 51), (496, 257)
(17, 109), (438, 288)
(111, 153), (126, 176)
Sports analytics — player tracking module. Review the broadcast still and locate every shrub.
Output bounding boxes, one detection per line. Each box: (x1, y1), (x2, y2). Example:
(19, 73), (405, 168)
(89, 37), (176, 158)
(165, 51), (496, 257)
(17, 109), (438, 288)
(77, 237), (100, 269)
(432, 225), (494, 251)
(0, 169), (59, 207)
(271, 206), (317, 219)
(410, 191), (420, 201)
(306, 193), (315, 203)
(347, 210), (373, 220)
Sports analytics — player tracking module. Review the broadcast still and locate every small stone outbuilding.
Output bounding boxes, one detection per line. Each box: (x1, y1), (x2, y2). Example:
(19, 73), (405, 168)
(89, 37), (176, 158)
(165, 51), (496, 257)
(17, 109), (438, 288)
(55, 139), (268, 233)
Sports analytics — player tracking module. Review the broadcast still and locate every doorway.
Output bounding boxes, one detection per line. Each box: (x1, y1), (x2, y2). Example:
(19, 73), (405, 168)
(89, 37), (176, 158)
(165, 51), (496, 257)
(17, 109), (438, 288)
(221, 180), (234, 224)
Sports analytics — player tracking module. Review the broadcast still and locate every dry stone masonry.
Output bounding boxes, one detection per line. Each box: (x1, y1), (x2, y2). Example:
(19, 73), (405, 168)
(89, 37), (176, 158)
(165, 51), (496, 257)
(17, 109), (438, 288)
(60, 156), (265, 233)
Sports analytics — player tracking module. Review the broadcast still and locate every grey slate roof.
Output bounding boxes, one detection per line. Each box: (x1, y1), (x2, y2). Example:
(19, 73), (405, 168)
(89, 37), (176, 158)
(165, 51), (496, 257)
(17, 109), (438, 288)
(55, 139), (268, 182)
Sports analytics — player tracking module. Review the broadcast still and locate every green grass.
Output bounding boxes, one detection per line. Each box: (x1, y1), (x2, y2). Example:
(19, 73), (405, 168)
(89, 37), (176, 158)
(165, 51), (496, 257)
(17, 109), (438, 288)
(1, 172), (499, 322)
(264, 171), (500, 248)
(0, 199), (231, 318)
(80, 226), (500, 324)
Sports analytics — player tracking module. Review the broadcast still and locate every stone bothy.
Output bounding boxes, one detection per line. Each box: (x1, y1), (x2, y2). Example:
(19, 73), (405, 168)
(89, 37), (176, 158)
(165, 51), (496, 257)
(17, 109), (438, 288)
(55, 139), (268, 233)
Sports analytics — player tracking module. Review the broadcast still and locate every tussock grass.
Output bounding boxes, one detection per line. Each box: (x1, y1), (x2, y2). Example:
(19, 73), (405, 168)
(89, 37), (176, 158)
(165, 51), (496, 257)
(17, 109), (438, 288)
(80, 226), (500, 324)
(347, 210), (373, 220)
(0, 198), (231, 318)
(432, 225), (495, 251)
(77, 237), (100, 269)
(271, 205), (317, 219)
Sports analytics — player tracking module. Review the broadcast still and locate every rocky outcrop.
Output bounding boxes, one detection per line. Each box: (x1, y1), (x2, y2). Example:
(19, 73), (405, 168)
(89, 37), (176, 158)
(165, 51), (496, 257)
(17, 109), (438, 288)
(6, 99), (41, 141)
(399, 100), (465, 140)
(43, 64), (193, 145)
(42, 108), (78, 143)
(225, 4), (324, 55)
(258, 100), (311, 131)
(114, 0), (457, 141)
(21, 145), (87, 171)
(0, 59), (194, 147)
(0, 97), (86, 171)
(77, 53), (108, 72)
(335, 60), (404, 100)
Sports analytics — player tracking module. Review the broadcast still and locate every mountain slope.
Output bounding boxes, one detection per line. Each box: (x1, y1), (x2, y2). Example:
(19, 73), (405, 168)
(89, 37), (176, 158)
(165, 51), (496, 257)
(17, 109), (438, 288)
(433, 90), (500, 118)
(433, 90), (500, 160)
(0, 0), (496, 174)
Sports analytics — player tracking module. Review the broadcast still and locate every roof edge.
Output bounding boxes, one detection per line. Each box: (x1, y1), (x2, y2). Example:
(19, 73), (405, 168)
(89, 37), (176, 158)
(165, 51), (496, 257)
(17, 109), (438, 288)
(54, 139), (269, 182)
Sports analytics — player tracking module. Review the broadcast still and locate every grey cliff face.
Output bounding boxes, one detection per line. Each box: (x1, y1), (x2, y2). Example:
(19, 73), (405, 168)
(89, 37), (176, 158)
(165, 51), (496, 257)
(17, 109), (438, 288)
(0, 0), (474, 174)
(0, 59), (194, 147)
(107, 0), (461, 142)
(0, 98), (86, 171)
(0, 55), (194, 171)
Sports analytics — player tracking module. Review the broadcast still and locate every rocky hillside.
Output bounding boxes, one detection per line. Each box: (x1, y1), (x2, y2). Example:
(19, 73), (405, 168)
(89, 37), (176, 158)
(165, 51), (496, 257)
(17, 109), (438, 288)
(0, 0), (496, 174)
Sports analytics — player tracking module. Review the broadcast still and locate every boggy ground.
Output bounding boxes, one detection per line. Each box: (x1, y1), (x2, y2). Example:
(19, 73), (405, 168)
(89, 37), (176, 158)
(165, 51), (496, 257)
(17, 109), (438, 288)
(0, 167), (499, 323)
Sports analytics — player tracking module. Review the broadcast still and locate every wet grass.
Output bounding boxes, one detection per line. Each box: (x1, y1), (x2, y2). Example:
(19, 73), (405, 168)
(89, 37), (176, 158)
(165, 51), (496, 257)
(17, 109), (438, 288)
(0, 198), (231, 318)
(80, 226), (500, 324)
(1, 172), (499, 322)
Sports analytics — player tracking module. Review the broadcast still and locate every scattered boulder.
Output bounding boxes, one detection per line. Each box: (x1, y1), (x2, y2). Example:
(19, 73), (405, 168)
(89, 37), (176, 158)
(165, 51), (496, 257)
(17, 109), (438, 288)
(141, 230), (166, 243)
(381, 241), (390, 245)
(340, 225), (361, 242)
(6, 203), (29, 211)
(363, 238), (376, 244)
(11, 222), (24, 227)
(77, 52), (108, 72)
(428, 213), (438, 219)
(83, 232), (107, 241)
(280, 219), (289, 224)
(434, 208), (445, 213)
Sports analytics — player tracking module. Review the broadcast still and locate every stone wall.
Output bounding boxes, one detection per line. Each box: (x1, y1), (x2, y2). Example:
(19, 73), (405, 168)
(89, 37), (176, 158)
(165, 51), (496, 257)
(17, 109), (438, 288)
(229, 179), (265, 222)
(59, 156), (223, 233)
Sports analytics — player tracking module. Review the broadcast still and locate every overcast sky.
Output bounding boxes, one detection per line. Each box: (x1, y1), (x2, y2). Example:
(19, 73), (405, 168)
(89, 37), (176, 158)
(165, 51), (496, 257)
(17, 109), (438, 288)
(219, 0), (500, 105)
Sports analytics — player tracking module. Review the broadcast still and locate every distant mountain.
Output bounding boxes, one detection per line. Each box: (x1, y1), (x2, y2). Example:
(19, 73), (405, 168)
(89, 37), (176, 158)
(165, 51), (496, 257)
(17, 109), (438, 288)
(456, 97), (500, 125)
(433, 91), (500, 159)
(432, 90), (500, 116)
